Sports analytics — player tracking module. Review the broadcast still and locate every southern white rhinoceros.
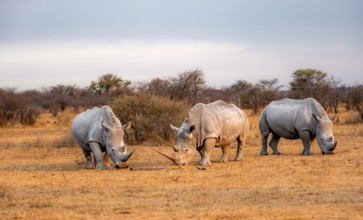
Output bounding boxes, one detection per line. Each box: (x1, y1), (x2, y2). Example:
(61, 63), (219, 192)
(71, 106), (134, 170)
(259, 98), (337, 156)
(153, 100), (249, 166)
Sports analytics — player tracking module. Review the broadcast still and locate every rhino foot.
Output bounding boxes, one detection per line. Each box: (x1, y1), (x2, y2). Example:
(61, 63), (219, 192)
(302, 151), (313, 156)
(85, 163), (94, 169)
(234, 157), (243, 161)
(260, 151), (268, 156)
(198, 158), (212, 166)
(95, 164), (108, 170)
(272, 151), (281, 155)
(219, 156), (229, 163)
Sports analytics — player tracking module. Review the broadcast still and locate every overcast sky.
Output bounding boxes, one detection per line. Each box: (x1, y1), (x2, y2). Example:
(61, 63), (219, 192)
(0, 0), (362, 90)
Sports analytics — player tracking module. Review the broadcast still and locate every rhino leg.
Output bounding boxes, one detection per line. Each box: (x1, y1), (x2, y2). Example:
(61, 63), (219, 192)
(261, 137), (269, 155)
(259, 113), (270, 155)
(299, 131), (312, 156)
(103, 153), (113, 168)
(199, 138), (215, 166)
(260, 130), (270, 156)
(269, 134), (281, 155)
(219, 144), (230, 162)
(235, 134), (245, 161)
(89, 142), (107, 170)
(197, 146), (203, 158)
(82, 149), (94, 169)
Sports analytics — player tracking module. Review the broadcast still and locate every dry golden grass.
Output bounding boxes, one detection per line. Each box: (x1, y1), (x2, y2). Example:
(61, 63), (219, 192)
(0, 109), (362, 219)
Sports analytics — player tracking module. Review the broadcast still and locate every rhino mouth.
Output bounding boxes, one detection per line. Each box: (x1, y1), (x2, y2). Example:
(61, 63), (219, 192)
(322, 140), (337, 155)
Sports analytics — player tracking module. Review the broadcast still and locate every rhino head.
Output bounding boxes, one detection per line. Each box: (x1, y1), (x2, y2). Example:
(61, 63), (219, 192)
(153, 124), (196, 165)
(314, 114), (337, 155)
(102, 121), (135, 168)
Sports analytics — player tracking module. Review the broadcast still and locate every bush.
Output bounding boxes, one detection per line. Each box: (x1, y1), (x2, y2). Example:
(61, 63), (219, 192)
(0, 88), (18, 126)
(0, 88), (42, 126)
(110, 94), (190, 145)
(18, 105), (41, 126)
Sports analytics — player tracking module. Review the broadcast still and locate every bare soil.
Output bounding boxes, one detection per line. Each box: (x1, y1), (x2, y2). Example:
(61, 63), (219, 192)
(0, 110), (362, 219)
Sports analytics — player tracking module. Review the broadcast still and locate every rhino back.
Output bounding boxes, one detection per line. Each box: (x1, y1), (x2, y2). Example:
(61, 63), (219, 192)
(264, 98), (314, 139)
(71, 106), (120, 146)
(71, 107), (103, 146)
(186, 100), (248, 146)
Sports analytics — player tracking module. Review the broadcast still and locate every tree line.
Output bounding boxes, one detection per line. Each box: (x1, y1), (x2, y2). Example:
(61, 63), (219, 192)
(1, 69), (363, 132)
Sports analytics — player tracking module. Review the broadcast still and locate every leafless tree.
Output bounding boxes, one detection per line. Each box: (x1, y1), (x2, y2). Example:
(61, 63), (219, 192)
(168, 69), (206, 105)
(350, 84), (363, 121)
(256, 78), (282, 106)
(0, 88), (41, 126)
(145, 77), (171, 97)
(224, 80), (253, 107)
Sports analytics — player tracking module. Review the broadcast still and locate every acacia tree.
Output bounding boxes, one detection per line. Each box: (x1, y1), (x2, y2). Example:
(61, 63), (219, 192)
(290, 69), (327, 90)
(289, 69), (342, 111)
(289, 69), (327, 105)
(89, 73), (131, 95)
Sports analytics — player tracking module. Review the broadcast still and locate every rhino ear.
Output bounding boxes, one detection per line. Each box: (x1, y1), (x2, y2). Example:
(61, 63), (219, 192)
(102, 122), (112, 131)
(313, 114), (323, 123)
(188, 125), (195, 133)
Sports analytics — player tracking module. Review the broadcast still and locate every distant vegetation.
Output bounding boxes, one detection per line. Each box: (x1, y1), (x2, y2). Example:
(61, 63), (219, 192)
(1, 69), (363, 142)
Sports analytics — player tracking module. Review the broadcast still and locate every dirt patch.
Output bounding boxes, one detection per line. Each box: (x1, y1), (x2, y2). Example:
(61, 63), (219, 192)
(0, 112), (362, 219)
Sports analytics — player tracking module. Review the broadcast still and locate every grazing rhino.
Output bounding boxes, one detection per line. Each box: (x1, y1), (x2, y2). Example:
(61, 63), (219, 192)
(259, 98), (337, 156)
(71, 106), (134, 170)
(153, 100), (249, 166)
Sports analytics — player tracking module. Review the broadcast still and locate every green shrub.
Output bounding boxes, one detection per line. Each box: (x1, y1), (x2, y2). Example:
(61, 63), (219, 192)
(110, 94), (190, 145)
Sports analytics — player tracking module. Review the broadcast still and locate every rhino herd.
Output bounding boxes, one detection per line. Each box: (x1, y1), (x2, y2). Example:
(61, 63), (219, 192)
(71, 98), (337, 170)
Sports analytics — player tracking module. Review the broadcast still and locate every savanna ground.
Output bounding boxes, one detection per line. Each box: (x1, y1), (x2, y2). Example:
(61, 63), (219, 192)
(0, 108), (362, 220)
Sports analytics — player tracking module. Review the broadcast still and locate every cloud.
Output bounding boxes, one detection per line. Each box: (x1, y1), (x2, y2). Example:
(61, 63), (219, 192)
(0, 39), (362, 90)
(0, 40), (249, 89)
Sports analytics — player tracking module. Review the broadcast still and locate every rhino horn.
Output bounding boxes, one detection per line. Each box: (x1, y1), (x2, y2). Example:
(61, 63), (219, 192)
(122, 121), (132, 130)
(172, 145), (181, 152)
(152, 148), (176, 162)
(170, 124), (179, 131)
(332, 140), (337, 150)
(118, 147), (136, 162)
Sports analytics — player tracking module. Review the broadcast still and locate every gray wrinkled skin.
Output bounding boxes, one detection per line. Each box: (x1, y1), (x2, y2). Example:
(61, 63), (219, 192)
(156, 100), (249, 166)
(71, 106), (134, 170)
(259, 98), (337, 156)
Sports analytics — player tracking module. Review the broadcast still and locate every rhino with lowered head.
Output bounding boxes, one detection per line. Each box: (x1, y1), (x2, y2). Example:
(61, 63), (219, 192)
(154, 100), (249, 166)
(259, 98), (337, 156)
(71, 106), (135, 170)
